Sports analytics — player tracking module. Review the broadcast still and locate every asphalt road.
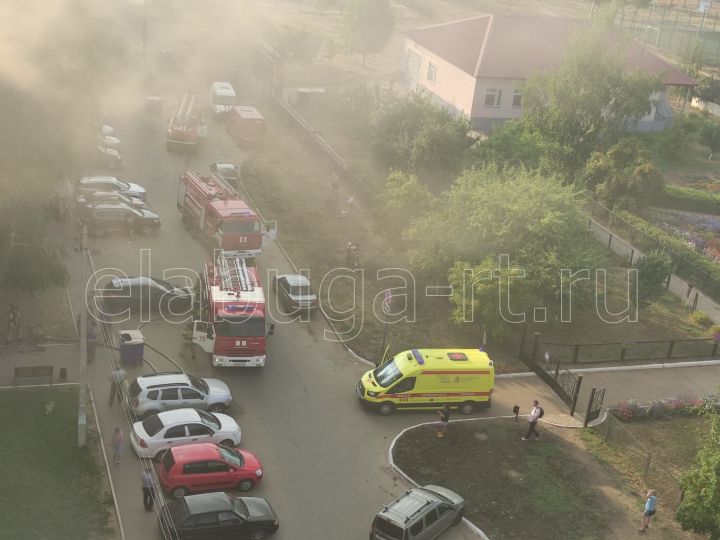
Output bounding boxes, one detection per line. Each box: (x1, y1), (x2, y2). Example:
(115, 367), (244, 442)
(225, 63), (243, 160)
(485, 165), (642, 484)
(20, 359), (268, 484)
(76, 86), (511, 540)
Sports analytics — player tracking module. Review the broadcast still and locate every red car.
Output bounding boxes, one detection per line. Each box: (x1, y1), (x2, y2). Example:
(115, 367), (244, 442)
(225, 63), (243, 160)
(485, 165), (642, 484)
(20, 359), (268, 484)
(158, 443), (263, 498)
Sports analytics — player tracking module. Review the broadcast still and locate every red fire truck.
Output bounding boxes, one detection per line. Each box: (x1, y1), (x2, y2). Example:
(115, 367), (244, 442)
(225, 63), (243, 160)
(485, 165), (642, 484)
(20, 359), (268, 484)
(167, 94), (207, 149)
(192, 254), (273, 367)
(177, 170), (269, 259)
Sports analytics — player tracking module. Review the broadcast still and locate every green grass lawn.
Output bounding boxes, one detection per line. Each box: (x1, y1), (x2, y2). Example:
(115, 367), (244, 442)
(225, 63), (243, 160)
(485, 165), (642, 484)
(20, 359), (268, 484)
(0, 386), (113, 540)
(581, 415), (709, 517)
(393, 420), (618, 540)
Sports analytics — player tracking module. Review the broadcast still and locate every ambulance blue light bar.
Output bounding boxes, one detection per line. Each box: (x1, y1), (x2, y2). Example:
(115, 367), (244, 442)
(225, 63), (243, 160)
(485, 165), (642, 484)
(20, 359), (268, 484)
(411, 349), (424, 365)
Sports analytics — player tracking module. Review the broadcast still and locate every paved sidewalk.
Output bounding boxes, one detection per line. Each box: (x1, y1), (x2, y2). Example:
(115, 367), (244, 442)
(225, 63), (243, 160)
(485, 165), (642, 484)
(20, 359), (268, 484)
(589, 217), (720, 322)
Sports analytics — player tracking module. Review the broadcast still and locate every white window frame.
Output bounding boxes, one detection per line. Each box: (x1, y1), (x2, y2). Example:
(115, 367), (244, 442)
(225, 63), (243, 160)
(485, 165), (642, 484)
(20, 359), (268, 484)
(427, 62), (437, 83)
(512, 90), (522, 108)
(484, 88), (502, 108)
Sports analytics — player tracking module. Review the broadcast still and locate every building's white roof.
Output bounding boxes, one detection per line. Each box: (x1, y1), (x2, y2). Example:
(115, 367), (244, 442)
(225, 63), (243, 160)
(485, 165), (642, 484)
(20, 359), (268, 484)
(211, 81), (236, 97)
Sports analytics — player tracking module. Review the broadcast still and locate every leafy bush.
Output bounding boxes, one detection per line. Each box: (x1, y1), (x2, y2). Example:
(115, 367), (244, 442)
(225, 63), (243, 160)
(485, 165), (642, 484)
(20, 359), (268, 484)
(633, 250), (672, 303)
(652, 114), (702, 159)
(652, 185), (720, 214)
(700, 119), (720, 158)
(615, 210), (720, 302)
(690, 311), (714, 329)
(609, 395), (712, 422)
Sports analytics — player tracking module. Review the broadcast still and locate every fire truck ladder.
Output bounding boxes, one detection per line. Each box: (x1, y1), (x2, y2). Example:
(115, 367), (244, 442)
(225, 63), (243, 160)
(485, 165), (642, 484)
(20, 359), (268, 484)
(177, 94), (196, 123)
(210, 172), (239, 197)
(217, 256), (254, 292)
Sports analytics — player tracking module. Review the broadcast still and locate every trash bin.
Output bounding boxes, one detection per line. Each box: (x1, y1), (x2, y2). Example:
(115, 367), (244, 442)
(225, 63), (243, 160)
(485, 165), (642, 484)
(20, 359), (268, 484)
(119, 330), (144, 368)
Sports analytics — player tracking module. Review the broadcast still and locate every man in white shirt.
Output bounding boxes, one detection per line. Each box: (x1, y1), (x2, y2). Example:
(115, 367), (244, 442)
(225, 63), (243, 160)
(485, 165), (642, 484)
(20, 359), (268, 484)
(521, 400), (542, 441)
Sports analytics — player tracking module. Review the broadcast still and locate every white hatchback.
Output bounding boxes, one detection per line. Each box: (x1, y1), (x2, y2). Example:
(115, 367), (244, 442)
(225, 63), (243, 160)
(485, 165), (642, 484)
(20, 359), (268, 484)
(130, 408), (241, 460)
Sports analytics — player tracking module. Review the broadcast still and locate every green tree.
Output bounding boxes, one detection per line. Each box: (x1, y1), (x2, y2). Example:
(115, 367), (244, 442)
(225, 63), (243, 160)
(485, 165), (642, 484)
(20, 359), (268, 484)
(434, 168), (598, 338)
(375, 171), (434, 241)
(694, 76), (720, 103)
(371, 95), (472, 187)
(700, 119), (720, 159)
(583, 139), (664, 210)
(521, 9), (663, 179)
(632, 250), (672, 304)
(344, 0), (395, 67)
(473, 120), (545, 169)
(274, 27), (321, 63)
(676, 411), (720, 539)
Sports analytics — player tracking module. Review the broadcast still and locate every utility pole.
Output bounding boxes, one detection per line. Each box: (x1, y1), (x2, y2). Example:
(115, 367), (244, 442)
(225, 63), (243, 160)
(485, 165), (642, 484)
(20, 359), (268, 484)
(78, 224), (88, 448)
(142, 0), (147, 60)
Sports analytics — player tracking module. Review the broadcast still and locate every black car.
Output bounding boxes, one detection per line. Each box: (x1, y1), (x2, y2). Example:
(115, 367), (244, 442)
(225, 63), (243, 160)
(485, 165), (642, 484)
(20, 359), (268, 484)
(158, 492), (279, 540)
(101, 277), (192, 314)
(82, 202), (160, 237)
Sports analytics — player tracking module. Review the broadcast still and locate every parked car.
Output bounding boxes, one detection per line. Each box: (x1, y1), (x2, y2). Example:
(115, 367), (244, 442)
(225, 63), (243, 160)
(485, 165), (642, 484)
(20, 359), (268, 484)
(370, 485), (464, 540)
(272, 274), (318, 312)
(102, 277), (192, 316)
(76, 176), (147, 201)
(96, 145), (122, 168)
(125, 372), (232, 418)
(101, 135), (123, 150)
(76, 190), (146, 209)
(82, 202), (160, 237)
(130, 408), (242, 460)
(210, 162), (239, 183)
(159, 442), (263, 498)
(100, 124), (116, 137)
(158, 492), (279, 540)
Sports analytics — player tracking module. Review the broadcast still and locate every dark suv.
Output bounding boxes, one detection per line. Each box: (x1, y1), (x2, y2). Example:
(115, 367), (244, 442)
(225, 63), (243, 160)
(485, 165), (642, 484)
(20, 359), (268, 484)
(82, 202), (161, 237)
(158, 492), (279, 540)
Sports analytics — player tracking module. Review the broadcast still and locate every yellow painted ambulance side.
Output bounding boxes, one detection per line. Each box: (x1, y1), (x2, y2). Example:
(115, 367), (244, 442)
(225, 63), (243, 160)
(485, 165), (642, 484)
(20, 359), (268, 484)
(356, 348), (494, 416)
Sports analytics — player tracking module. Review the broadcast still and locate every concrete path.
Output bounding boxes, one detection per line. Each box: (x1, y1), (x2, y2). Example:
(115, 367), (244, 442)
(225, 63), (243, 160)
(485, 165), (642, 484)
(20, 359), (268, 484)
(589, 217), (720, 323)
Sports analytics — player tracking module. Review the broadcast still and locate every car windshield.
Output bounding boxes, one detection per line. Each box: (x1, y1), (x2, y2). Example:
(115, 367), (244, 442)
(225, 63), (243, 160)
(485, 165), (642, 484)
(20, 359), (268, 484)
(372, 359), (403, 388)
(219, 447), (245, 468)
(188, 375), (209, 394)
(219, 220), (260, 234)
(141, 414), (164, 436)
(128, 379), (142, 398)
(232, 498), (249, 518)
(217, 317), (265, 337)
(374, 517), (404, 540)
(197, 410), (221, 430)
(289, 285), (312, 296)
(117, 180), (130, 190)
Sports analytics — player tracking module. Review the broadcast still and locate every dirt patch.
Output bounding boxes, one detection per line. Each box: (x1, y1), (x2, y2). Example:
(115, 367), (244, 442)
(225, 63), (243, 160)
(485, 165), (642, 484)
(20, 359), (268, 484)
(393, 418), (641, 540)
(1, 286), (76, 342)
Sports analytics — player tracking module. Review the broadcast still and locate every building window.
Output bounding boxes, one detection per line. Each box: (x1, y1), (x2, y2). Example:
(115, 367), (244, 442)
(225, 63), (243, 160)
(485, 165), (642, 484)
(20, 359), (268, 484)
(485, 88), (502, 107)
(427, 62), (437, 82)
(512, 90), (522, 108)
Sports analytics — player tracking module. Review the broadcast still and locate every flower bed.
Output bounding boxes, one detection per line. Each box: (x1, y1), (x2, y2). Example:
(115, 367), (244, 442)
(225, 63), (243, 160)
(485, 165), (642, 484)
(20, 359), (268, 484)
(609, 395), (719, 422)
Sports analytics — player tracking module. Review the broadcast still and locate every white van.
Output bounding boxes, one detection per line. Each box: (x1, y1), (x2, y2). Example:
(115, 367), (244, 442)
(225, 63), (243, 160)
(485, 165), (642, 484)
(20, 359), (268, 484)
(210, 81), (237, 117)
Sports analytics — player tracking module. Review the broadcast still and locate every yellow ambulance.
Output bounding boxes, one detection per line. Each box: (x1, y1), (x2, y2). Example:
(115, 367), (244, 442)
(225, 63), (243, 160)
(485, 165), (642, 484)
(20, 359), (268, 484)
(356, 348), (495, 415)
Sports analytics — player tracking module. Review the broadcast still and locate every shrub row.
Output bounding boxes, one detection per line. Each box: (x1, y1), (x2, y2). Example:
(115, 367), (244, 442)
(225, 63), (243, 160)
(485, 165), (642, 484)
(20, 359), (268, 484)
(652, 185), (720, 215)
(609, 395), (719, 422)
(616, 210), (720, 300)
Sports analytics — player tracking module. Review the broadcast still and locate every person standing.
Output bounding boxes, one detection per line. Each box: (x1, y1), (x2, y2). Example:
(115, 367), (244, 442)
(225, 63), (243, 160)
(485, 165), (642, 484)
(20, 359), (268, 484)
(87, 321), (97, 364)
(436, 404), (451, 438)
(6, 304), (20, 345)
(141, 469), (155, 511)
(521, 400), (543, 441)
(108, 368), (127, 406)
(110, 427), (124, 464)
(639, 489), (658, 532)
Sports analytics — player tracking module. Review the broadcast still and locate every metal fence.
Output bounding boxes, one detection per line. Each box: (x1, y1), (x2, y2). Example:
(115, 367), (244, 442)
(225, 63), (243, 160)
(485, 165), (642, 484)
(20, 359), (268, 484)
(540, 337), (720, 364)
(588, 413), (683, 504)
(585, 196), (720, 304)
(617, 0), (720, 64)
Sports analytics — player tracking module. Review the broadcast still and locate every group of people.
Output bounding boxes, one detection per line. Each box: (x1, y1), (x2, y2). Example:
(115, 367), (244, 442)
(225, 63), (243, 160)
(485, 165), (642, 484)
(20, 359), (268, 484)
(106, 369), (157, 512)
(435, 399), (660, 532)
